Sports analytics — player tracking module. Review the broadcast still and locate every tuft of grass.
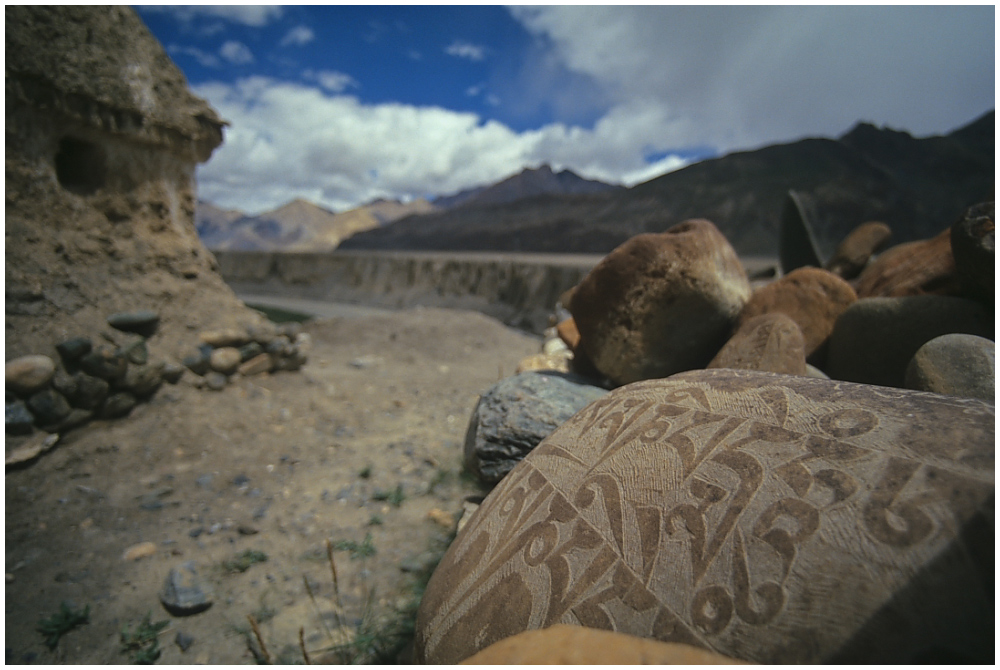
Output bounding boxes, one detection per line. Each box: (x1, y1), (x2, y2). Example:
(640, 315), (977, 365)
(120, 612), (169, 664)
(223, 549), (269, 573)
(371, 484), (406, 507)
(367, 514), (383, 527)
(37, 602), (90, 651)
(333, 533), (377, 560)
(357, 466), (372, 479)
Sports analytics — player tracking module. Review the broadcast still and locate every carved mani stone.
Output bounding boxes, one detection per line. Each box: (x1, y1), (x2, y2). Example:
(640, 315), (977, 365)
(415, 369), (994, 664)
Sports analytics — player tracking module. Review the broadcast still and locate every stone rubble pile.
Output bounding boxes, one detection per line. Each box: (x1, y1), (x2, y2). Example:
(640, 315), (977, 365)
(5, 309), (309, 462)
(439, 198), (994, 664)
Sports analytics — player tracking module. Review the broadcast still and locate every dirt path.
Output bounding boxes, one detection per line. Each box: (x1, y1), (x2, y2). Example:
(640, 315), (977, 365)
(5, 307), (540, 664)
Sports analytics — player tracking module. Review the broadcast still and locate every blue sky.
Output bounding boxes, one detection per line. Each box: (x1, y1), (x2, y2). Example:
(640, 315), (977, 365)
(136, 5), (995, 215)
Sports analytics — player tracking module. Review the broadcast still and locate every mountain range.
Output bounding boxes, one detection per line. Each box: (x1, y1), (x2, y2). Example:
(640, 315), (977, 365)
(339, 110), (994, 258)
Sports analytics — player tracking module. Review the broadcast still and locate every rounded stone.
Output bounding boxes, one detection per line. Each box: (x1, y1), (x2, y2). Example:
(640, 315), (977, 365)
(78, 345), (128, 382)
(569, 220), (751, 385)
(27, 388), (72, 426)
(121, 363), (164, 398)
(824, 221), (893, 279)
(199, 328), (250, 348)
(5, 355), (56, 395)
(161, 362), (185, 384)
(855, 227), (959, 298)
(236, 353), (273, 377)
(160, 562), (213, 616)
(463, 371), (609, 485)
(6, 401), (35, 435)
(708, 313), (807, 375)
(99, 392), (136, 419)
(204, 372), (228, 391)
(237, 341), (263, 362)
(209, 347), (241, 375)
(55, 337), (92, 367)
(826, 295), (993, 388)
(182, 350), (211, 376)
(107, 309), (159, 335)
(738, 267), (857, 366)
(71, 373), (110, 411)
(416, 369), (994, 664)
(904, 334), (995, 402)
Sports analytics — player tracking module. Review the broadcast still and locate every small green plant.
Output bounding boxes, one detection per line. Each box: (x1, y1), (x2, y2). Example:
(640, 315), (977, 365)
(120, 612), (169, 663)
(371, 483), (406, 507)
(367, 514), (383, 526)
(222, 549), (269, 573)
(358, 465), (372, 479)
(333, 532), (376, 560)
(36, 602), (90, 650)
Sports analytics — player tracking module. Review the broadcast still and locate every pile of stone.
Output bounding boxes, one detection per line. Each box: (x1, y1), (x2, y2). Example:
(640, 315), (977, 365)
(430, 200), (994, 664)
(180, 322), (310, 392)
(5, 309), (309, 453)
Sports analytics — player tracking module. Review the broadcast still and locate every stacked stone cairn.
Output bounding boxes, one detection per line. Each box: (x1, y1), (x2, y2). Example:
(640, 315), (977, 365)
(6, 310), (309, 464)
(432, 201), (994, 664)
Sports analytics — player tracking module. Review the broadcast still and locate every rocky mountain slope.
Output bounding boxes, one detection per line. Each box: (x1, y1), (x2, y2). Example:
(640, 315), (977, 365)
(196, 197), (435, 252)
(341, 111), (994, 257)
(432, 164), (623, 210)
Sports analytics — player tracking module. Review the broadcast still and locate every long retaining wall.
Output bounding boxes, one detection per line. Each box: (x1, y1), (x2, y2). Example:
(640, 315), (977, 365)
(214, 250), (605, 333)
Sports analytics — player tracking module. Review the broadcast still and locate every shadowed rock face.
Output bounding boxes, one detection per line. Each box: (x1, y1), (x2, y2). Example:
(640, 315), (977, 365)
(415, 369), (994, 664)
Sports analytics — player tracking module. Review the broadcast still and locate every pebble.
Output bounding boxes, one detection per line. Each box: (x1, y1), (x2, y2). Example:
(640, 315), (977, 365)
(122, 541), (157, 561)
(238, 342), (264, 362)
(6, 400), (35, 435)
(27, 388), (72, 426)
(121, 363), (164, 398)
(204, 372), (228, 391)
(904, 333), (995, 402)
(209, 347), (242, 375)
(426, 508), (456, 529)
(99, 391), (137, 419)
(237, 353), (272, 377)
(107, 310), (159, 335)
(160, 561), (213, 616)
(175, 631), (195, 652)
(199, 328), (250, 348)
(55, 337), (93, 367)
(161, 362), (185, 384)
(79, 345), (128, 382)
(71, 373), (109, 411)
(4, 432), (59, 466)
(182, 350), (211, 376)
(5, 355), (56, 395)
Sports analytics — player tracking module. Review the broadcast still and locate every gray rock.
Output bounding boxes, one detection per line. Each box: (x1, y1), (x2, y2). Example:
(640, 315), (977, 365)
(121, 339), (148, 365)
(209, 347), (241, 375)
(5, 355), (56, 395)
(904, 334), (995, 402)
(99, 392), (136, 419)
(56, 408), (94, 433)
(55, 337), (93, 367)
(238, 341), (263, 362)
(464, 371), (609, 485)
(107, 309), (159, 335)
(161, 362), (185, 384)
(204, 372), (228, 391)
(805, 364), (829, 379)
(160, 561), (213, 616)
(951, 201), (994, 305)
(121, 363), (164, 398)
(79, 345), (128, 382)
(182, 349), (211, 376)
(779, 190), (824, 274)
(51, 370), (78, 399)
(827, 296), (993, 388)
(6, 400), (35, 435)
(27, 388), (72, 426)
(175, 631), (194, 652)
(71, 373), (109, 411)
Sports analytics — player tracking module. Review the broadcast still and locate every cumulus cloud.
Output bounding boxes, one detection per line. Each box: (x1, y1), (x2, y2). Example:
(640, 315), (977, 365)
(193, 78), (689, 214)
(140, 5), (283, 27)
(280, 26), (315, 47)
(219, 41), (254, 65)
(445, 40), (486, 61)
(509, 6), (995, 152)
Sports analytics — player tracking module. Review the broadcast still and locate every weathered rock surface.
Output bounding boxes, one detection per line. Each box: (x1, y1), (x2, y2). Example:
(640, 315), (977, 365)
(778, 190), (824, 274)
(459, 624), (748, 664)
(708, 313), (807, 375)
(950, 201), (994, 305)
(904, 334), (995, 402)
(737, 267), (856, 366)
(824, 221), (892, 279)
(6, 355), (57, 395)
(855, 228), (959, 298)
(826, 296), (993, 388)
(418, 369), (994, 664)
(569, 220), (750, 385)
(160, 562), (213, 616)
(463, 371), (609, 485)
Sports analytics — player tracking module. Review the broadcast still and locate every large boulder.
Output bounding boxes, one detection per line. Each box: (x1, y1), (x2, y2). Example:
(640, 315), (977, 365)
(569, 220), (750, 386)
(708, 313), (807, 375)
(904, 334), (995, 402)
(464, 371), (609, 485)
(950, 202), (994, 305)
(416, 369), (993, 664)
(736, 267), (856, 367)
(778, 190), (824, 275)
(826, 296), (993, 388)
(854, 228), (959, 298)
(824, 221), (892, 279)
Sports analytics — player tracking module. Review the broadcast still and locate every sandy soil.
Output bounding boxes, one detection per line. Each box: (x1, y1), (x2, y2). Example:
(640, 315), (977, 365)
(5, 306), (540, 665)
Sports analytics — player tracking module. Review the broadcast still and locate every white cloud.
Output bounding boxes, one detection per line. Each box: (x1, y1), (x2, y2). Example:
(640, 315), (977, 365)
(304, 69), (359, 93)
(193, 77), (691, 214)
(466, 85), (482, 97)
(445, 41), (486, 61)
(219, 41), (254, 65)
(168, 44), (220, 68)
(508, 6), (995, 152)
(140, 5), (283, 27)
(280, 26), (315, 47)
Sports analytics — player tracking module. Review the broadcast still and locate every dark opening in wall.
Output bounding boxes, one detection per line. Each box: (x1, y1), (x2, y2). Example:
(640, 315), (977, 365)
(55, 137), (107, 195)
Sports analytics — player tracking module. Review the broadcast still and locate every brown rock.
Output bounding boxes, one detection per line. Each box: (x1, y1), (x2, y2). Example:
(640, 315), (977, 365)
(824, 221), (892, 279)
(708, 313), (806, 375)
(569, 220), (750, 385)
(5, 355), (56, 395)
(416, 369), (993, 664)
(122, 541), (157, 561)
(199, 329), (251, 348)
(555, 317), (581, 350)
(237, 353), (273, 377)
(459, 624), (749, 664)
(738, 267), (856, 366)
(855, 228), (959, 298)
(209, 347), (242, 375)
